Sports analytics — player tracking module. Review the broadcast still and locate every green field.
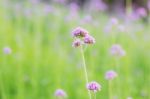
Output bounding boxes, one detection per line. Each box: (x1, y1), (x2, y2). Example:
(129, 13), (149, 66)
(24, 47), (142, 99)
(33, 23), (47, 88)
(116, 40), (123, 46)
(0, 1), (150, 99)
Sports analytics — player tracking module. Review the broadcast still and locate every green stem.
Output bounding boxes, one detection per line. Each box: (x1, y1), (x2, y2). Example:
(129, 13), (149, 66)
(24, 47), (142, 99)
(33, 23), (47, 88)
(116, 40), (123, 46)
(115, 58), (120, 98)
(80, 45), (92, 99)
(0, 73), (7, 99)
(126, 0), (132, 15)
(0, 55), (7, 99)
(108, 81), (112, 99)
(94, 93), (96, 99)
(58, 97), (63, 99)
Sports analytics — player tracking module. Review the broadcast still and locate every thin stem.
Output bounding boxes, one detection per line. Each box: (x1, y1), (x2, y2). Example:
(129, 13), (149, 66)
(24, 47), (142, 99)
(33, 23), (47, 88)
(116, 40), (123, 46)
(0, 73), (6, 99)
(115, 58), (121, 98)
(94, 93), (96, 99)
(108, 81), (112, 99)
(58, 97), (63, 99)
(80, 45), (92, 99)
(0, 56), (7, 99)
(126, 0), (132, 15)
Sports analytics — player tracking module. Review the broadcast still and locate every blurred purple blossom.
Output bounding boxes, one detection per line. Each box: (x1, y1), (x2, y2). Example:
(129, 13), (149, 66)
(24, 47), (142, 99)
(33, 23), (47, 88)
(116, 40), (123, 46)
(127, 13), (140, 21)
(3, 47), (12, 54)
(89, 0), (107, 11)
(55, 89), (67, 98)
(136, 7), (147, 18)
(110, 17), (119, 25)
(65, 2), (79, 21)
(44, 5), (53, 14)
(69, 3), (79, 18)
(105, 70), (117, 80)
(104, 17), (119, 34)
(148, 0), (150, 10)
(53, 0), (66, 4)
(110, 44), (126, 57)
(80, 15), (93, 25)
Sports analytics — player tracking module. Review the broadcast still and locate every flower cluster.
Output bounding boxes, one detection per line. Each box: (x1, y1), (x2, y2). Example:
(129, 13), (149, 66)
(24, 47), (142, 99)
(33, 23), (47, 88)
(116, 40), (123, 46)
(54, 89), (67, 98)
(110, 18), (118, 26)
(104, 17), (122, 33)
(105, 70), (117, 80)
(110, 44), (126, 57)
(3, 47), (12, 54)
(87, 81), (101, 93)
(136, 7), (147, 18)
(72, 27), (95, 47)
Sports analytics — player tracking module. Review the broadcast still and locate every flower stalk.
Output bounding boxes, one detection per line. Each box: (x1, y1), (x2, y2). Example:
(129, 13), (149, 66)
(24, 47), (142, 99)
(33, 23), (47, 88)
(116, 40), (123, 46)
(80, 45), (92, 99)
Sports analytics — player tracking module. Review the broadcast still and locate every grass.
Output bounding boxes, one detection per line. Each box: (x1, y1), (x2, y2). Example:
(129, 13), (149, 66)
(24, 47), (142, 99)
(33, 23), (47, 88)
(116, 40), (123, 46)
(0, 0), (150, 99)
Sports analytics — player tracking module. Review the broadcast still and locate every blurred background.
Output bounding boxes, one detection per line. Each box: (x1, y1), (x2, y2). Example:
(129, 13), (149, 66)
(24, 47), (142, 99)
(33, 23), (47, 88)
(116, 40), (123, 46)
(0, 0), (150, 99)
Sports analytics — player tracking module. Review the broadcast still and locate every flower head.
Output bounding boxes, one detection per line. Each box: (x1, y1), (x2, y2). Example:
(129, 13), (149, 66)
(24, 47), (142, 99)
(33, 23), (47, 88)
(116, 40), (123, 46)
(84, 35), (95, 44)
(136, 7), (147, 18)
(54, 89), (67, 98)
(54, 0), (66, 4)
(71, 27), (95, 47)
(87, 81), (101, 93)
(90, 0), (107, 11)
(110, 18), (119, 25)
(105, 70), (117, 80)
(44, 5), (53, 14)
(110, 44), (126, 57)
(148, 0), (150, 10)
(81, 15), (93, 24)
(69, 2), (79, 12)
(72, 27), (89, 38)
(3, 47), (12, 54)
(72, 39), (82, 48)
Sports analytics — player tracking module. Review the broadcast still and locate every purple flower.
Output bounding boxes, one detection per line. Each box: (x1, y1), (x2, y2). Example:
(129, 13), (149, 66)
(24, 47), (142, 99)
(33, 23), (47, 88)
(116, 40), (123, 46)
(65, 2), (79, 22)
(81, 15), (93, 24)
(69, 2), (79, 12)
(55, 89), (67, 98)
(110, 18), (119, 25)
(71, 27), (95, 47)
(87, 81), (101, 93)
(136, 7), (147, 18)
(72, 27), (89, 38)
(127, 13), (140, 21)
(44, 5), (53, 14)
(90, 0), (107, 11)
(105, 70), (117, 80)
(104, 18), (119, 33)
(84, 35), (95, 44)
(148, 0), (150, 10)
(110, 44), (126, 57)
(3, 47), (12, 54)
(72, 39), (83, 48)
(53, 0), (66, 4)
